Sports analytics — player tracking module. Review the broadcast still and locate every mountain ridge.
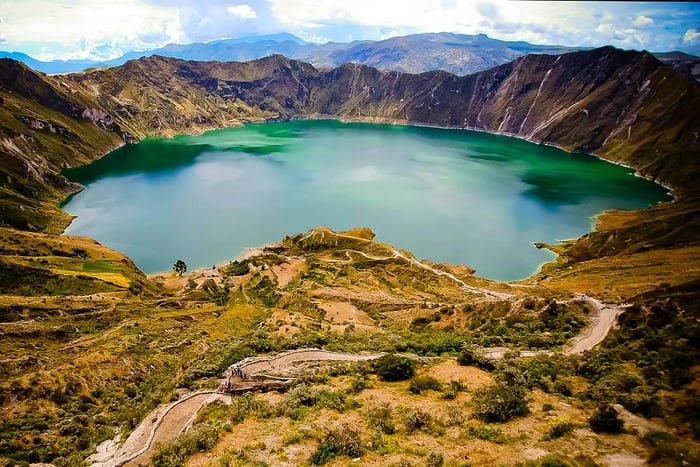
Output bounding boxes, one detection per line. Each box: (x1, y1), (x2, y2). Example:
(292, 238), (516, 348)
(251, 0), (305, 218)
(1, 46), (699, 235)
(5, 31), (699, 85)
(0, 32), (588, 75)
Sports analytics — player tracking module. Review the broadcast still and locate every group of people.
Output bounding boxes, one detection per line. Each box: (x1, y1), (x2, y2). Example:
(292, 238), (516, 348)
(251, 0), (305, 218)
(232, 365), (248, 379)
(223, 365), (250, 392)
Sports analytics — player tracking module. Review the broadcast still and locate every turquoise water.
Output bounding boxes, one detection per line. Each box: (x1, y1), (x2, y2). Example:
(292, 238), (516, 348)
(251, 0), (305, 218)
(62, 120), (670, 281)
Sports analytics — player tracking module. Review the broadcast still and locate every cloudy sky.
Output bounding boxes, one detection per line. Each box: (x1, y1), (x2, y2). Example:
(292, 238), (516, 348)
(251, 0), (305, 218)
(1, 0), (699, 61)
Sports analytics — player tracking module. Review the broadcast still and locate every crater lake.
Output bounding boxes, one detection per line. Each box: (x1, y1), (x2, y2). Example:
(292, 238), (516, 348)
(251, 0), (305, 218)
(62, 120), (671, 281)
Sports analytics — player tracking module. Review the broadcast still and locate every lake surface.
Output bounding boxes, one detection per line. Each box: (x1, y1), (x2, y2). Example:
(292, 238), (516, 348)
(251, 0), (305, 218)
(62, 120), (670, 281)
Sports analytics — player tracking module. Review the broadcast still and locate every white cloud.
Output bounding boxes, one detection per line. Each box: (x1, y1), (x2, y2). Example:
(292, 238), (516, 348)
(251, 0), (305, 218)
(294, 31), (330, 43)
(0, 0), (187, 60)
(268, 0), (481, 32)
(684, 28), (700, 43)
(227, 4), (257, 19)
(633, 15), (654, 27)
(2, 0), (699, 60)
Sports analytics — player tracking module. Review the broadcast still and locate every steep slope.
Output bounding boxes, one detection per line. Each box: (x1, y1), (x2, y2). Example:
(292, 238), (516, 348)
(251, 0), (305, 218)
(1, 49), (700, 466)
(1, 48), (699, 234)
(63, 48), (700, 194)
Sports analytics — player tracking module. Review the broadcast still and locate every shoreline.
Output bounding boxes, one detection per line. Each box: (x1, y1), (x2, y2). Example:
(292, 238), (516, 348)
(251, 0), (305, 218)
(146, 243), (278, 279)
(60, 115), (678, 286)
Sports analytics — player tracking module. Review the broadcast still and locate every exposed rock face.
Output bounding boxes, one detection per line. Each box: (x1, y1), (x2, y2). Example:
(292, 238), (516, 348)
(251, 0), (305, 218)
(0, 47), (699, 232)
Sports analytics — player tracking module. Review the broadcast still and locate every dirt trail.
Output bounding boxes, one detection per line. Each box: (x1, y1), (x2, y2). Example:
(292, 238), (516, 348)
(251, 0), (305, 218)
(472, 294), (627, 360)
(86, 298), (624, 467)
(86, 351), (383, 467)
(565, 294), (628, 355)
(88, 392), (226, 467)
(323, 242), (514, 300)
(233, 349), (385, 376)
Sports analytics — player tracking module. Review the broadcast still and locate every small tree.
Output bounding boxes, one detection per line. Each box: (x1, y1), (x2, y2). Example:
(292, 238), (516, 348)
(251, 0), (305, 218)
(374, 354), (415, 381)
(173, 259), (187, 276)
(589, 404), (624, 433)
(472, 383), (529, 422)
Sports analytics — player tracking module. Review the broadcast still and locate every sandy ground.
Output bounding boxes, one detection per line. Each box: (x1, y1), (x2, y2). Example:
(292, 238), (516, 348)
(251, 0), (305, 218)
(317, 300), (379, 334)
(270, 257), (305, 288)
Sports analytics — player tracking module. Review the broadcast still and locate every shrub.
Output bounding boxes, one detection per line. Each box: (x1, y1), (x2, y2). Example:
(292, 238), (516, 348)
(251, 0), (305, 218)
(408, 375), (442, 394)
(225, 260), (250, 276)
(366, 403), (396, 434)
(426, 451), (444, 467)
(457, 346), (495, 371)
(152, 423), (220, 467)
(644, 430), (690, 463)
(589, 404), (623, 433)
(472, 383), (529, 422)
(544, 418), (575, 440)
(403, 409), (433, 433)
(309, 425), (364, 465)
(374, 354), (415, 381)
(443, 403), (465, 426)
(440, 380), (464, 400)
(349, 373), (371, 393)
(463, 425), (511, 444)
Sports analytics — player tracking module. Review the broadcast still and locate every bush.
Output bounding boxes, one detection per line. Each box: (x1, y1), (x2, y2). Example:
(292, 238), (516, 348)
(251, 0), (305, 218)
(440, 380), (464, 400)
(408, 375), (442, 394)
(644, 430), (691, 464)
(426, 451), (444, 467)
(366, 403), (396, 434)
(309, 425), (364, 465)
(588, 404), (623, 433)
(457, 346), (495, 371)
(463, 425), (511, 444)
(403, 409), (433, 433)
(544, 418), (575, 440)
(349, 373), (371, 393)
(152, 423), (220, 467)
(374, 354), (415, 381)
(472, 383), (529, 422)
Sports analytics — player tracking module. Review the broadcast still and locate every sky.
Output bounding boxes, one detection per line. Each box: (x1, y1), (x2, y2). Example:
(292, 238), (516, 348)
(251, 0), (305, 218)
(0, 0), (699, 61)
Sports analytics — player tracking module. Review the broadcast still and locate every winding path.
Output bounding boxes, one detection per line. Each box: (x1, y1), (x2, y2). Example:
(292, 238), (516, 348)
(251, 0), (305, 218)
(86, 351), (385, 467)
(323, 246), (514, 300)
(86, 298), (626, 466)
(565, 294), (629, 355)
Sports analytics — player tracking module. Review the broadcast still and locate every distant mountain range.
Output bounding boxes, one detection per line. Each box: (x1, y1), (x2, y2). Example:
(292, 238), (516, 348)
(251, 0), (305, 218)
(2, 32), (580, 76)
(5, 32), (699, 83)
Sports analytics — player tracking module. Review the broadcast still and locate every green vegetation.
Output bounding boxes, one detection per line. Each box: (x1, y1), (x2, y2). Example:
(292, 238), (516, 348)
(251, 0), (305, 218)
(0, 41), (699, 466)
(462, 425), (512, 444)
(374, 354), (416, 381)
(544, 418), (577, 440)
(309, 425), (364, 465)
(173, 259), (187, 276)
(472, 383), (530, 422)
(588, 405), (624, 434)
(408, 375), (442, 394)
